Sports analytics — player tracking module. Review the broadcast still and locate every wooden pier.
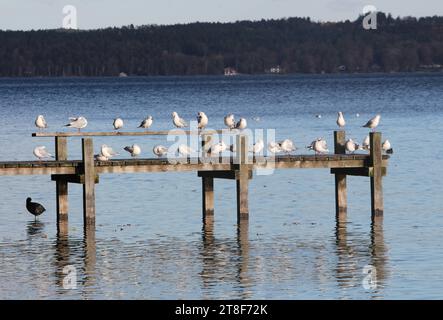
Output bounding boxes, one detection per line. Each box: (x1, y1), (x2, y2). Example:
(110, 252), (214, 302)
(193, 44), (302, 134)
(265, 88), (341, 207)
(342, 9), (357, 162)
(0, 131), (389, 233)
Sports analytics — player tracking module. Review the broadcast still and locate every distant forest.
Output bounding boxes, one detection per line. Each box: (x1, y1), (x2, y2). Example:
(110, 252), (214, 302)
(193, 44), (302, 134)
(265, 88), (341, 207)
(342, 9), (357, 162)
(1, 12), (443, 77)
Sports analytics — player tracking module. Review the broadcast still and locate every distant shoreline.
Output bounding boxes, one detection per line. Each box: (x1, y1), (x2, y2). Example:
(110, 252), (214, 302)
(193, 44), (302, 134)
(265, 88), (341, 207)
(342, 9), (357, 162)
(1, 70), (442, 79)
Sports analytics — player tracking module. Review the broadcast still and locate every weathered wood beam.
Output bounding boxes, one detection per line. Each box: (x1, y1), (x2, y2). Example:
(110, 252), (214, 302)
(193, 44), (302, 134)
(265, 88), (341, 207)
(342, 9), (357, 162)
(55, 136), (69, 236)
(236, 135), (250, 222)
(370, 132), (384, 220)
(82, 138), (96, 228)
(32, 129), (229, 137)
(202, 176), (214, 219)
(51, 174), (99, 184)
(334, 131), (347, 221)
(331, 167), (387, 177)
(197, 170), (252, 180)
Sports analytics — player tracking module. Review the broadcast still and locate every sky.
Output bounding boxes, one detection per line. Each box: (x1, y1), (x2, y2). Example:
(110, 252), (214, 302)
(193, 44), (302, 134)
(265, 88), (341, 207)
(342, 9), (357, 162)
(0, 0), (442, 30)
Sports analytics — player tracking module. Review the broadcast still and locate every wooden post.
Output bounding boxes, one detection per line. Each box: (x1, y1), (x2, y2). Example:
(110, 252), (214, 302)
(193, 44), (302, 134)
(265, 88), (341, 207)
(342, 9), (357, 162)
(202, 176), (214, 219)
(236, 134), (249, 222)
(82, 138), (96, 227)
(370, 132), (383, 220)
(334, 131), (347, 221)
(201, 134), (214, 220)
(55, 137), (68, 235)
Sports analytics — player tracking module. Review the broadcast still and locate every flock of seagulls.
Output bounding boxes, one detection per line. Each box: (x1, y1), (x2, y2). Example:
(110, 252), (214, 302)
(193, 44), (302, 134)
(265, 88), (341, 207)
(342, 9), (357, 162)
(334, 112), (392, 154)
(33, 112), (392, 161)
(28, 111), (393, 219)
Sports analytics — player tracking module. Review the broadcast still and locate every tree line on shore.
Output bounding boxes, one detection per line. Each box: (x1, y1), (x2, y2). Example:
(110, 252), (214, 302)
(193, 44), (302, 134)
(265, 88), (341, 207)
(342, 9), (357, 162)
(1, 12), (443, 77)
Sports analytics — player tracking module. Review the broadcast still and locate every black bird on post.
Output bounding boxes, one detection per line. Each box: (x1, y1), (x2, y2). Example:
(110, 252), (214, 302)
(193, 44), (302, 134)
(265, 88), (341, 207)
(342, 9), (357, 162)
(26, 198), (46, 221)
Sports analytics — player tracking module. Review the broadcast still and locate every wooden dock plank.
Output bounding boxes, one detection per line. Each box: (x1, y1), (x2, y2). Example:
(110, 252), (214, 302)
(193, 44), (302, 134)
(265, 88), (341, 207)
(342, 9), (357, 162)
(0, 154), (389, 175)
(32, 130), (228, 137)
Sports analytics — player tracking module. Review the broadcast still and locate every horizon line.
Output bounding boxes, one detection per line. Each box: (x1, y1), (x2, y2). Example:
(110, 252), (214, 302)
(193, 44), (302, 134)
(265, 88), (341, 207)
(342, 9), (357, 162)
(1, 11), (441, 32)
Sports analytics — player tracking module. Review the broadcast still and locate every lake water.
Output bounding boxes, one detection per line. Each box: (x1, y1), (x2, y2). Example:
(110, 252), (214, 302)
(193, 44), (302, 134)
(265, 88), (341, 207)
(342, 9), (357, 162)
(0, 73), (442, 299)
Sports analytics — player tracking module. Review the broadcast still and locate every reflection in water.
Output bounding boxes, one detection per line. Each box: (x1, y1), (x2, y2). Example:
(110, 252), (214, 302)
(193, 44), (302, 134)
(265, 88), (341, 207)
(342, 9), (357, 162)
(30, 215), (390, 299)
(200, 218), (252, 299)
(26, 221), (45, 237)
(82, 226), (97, 292)
(335, 217), (388, 298)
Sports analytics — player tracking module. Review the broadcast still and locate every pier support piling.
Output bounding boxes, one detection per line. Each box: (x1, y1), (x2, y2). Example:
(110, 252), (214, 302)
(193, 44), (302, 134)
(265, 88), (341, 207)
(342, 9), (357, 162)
(370, 132), (384, 220)
(82, 138), (96, 227)
(55, 137), (68, 235)
(334, 131), (347, 221)
(236, 135), (249, 222)
(202, 176), (214, 219)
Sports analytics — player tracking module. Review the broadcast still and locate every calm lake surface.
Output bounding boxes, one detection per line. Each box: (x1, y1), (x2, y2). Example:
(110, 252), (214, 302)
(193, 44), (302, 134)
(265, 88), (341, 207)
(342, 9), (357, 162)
(0, 73), (442, 299)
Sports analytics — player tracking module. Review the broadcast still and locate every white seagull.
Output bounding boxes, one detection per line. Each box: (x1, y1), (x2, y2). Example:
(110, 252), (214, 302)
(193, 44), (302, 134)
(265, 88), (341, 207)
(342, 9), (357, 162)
(178, 144), (194, 157)
(197, 112), (208, 130)
(138, 116), (153, 130)
(382, 139), (393, 154)
(153, 145), (168, 157)
(336, 112), (346, 128)
(208, 141), (227, 156)
(235, 118), (247, 130)
(65, 116), (88, 132)
(345, 139), (359, 154)
(33, 146), (53, 160)
(363, 114), (381, 131)
(279, 139), (296, 154)
(35, 115), (47, 131)
(101, 144), (118, 158)
(113, 118), (124, 130)
(251, 139), (264, 154)
(362, 135), (370, 150)
(124, 144), (141, 157)
(172, 112), (188, 128)
(310, 138), (329, 154)
(268, 141), (283, 154)
(94, 154), (109, 161)
(224, 114), (235, 129)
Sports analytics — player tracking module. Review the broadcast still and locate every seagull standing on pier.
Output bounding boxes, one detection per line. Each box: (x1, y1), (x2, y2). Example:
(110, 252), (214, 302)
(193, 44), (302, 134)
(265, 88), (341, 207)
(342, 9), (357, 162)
(224, 114), (235, 129)
(336, 112), (346, 128)
(235, 118), (247, 130)
(268, 141), (282, 154)
(251, 139), (264, 154)
(208, 141), (227, 156)
(35, 115), (47, 131)
(363, 114), (381, 131)
(101, 144), (119, 158)
(65, 117), (88, 132)
(362, 135), (370, 150)
(172, 112), (188, 128)
(178, 144), (194, 157)
(138, 116), (153, 130)
(345, 139), (359, 154)
(113, 118), (124, 130)
(33, 146), (53, 160)
(26, 198), (46, 221)
(124, 144), (141, 157)
(153, 145), (168, 157)
(279, 139), (296, 154)
(197, 112), (208, 130)
(94, 154), (109, 161)
(309, 138), (329, 154)
(382, 139), (393, 154)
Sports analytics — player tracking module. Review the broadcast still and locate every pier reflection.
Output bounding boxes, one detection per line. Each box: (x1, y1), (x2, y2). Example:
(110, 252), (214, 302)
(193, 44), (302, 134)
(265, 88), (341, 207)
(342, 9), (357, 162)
(200, 218), (252, 299)
(334, 216), (388, 297)
(48, 214), (388, 299)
